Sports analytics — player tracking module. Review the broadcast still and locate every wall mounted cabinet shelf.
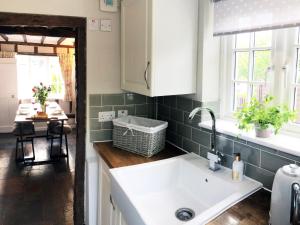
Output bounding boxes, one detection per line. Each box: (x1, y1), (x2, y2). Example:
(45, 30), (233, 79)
(121, 0), (198, 97)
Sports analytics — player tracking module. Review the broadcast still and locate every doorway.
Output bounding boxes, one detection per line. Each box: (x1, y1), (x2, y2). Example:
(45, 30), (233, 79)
(0, 12), (86, 225)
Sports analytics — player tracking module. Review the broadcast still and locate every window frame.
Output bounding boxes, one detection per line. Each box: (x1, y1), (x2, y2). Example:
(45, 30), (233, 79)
(220, 27), (300, 135)
(231, 32), (273, 111)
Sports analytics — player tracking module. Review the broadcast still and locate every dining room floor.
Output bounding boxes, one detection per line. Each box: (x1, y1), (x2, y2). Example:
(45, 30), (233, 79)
(0, 129), (76, 225)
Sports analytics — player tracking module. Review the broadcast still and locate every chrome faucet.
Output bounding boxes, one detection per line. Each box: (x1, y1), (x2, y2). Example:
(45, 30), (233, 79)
(189, 107), (223, 171)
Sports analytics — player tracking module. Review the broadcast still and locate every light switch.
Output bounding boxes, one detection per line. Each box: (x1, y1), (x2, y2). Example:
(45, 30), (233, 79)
(88, 18), (100, 31)
(100, 19), (112, 32)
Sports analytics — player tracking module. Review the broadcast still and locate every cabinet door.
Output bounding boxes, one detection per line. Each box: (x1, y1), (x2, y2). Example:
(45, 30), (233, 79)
(121, 0), (152, 96)
(100, 160), (116, 225)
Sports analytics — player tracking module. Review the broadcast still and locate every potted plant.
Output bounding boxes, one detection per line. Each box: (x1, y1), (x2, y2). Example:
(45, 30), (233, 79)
(32, 82), (52, 113)
(235, 96), (296, 138)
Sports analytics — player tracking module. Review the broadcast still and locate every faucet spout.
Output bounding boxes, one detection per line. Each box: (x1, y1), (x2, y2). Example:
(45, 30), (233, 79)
(188, 107), (216, 152)
(189, 107), (222, 171)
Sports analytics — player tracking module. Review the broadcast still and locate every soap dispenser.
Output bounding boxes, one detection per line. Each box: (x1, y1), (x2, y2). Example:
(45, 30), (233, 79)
(232, 153), (244, 181)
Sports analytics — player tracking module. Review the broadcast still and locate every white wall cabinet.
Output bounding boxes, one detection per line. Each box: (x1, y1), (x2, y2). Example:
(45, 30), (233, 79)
(0, 58), (18, 133)
(98, 156), (128, 225)
(121, 0), (198, 97)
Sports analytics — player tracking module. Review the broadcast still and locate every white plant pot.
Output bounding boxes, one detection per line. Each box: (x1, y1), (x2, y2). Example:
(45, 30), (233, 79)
(255, 125), (273, 138)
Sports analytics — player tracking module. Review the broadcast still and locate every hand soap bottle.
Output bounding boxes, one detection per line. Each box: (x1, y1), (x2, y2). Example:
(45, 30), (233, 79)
(232, 153), (244, 181)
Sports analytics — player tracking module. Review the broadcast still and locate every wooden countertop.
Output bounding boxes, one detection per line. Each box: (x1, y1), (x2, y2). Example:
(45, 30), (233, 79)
(93, 142), (185, 168)
(93, 142), (270, 225)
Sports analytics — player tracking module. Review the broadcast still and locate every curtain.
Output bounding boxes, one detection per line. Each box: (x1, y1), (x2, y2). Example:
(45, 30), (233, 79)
(214, 0), (300, 36)
(0, 51), (16, 58)
(58, 53), (74, 102)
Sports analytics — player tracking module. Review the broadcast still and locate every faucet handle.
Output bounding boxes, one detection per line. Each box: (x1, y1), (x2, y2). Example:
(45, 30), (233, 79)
(216, 151), (224, 163)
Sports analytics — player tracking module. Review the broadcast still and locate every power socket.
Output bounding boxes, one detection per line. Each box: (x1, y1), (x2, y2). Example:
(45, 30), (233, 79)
(118, 110), (128, 118)
(98, 111), (115, 122)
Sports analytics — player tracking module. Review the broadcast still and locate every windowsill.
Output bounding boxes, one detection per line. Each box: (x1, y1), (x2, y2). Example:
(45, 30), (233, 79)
(200, 119), (300, 157)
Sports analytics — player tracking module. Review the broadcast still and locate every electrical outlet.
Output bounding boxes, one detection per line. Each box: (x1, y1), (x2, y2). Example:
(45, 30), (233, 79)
(98, 111), (115, 122)
(118, 110), (128, 118)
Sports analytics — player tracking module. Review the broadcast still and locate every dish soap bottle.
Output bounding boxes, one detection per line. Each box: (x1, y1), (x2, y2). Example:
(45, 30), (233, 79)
(232, 153), (244, 181)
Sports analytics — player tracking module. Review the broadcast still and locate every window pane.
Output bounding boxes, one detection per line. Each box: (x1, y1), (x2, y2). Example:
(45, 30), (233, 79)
(293, 87), (300, 124)
(252, 84), (269, 102)
(253, 50), (271, 81)
(234, 82), (248, 110)
(236, 33), (250, 48)
(255, 31), (272, 48)
(296, 49), (300, 84)
(235, 52), (249, 81)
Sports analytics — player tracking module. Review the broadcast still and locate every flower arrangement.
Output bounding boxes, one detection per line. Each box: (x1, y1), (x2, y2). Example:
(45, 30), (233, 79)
(32, 82), (52, 111)
(235, 95), (296, 137)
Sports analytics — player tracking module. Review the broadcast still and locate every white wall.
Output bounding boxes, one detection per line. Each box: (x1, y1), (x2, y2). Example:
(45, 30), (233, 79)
(0, 1), (121, 224)
(186, 0), (220, 103)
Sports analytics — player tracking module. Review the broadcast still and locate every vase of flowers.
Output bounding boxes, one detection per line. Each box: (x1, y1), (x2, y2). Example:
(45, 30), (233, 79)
(32, 82), (52, 113)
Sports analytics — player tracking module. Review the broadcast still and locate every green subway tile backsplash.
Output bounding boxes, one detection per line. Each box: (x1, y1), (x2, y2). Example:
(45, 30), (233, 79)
(89, 93), (153, 142)
(102, 94), (125, 106)
(157, 95), (299, 190)
(125, 93), (147, 105)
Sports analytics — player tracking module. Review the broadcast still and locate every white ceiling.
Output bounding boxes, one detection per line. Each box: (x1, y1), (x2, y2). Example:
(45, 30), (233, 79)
(0, 34), (75, 46)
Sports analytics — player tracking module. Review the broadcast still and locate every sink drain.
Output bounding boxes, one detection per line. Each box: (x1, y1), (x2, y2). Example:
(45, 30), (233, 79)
(175, 208), (195, 221)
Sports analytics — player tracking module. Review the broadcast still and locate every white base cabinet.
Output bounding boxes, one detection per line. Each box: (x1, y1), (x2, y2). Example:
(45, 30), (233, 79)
(121, 0), (198, 97)
(98, 156), (128, 225)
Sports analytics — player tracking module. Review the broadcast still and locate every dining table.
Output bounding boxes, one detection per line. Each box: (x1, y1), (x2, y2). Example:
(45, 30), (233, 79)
(14, 101), (69, 165)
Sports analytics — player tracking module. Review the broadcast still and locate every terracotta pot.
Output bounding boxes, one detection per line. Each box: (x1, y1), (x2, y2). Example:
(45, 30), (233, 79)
(255, 125), (273, 138)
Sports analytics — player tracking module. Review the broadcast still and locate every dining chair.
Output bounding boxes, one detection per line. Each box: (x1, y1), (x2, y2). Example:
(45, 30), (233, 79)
(47, 121), (72, 159)
(13, 122), (35, 161)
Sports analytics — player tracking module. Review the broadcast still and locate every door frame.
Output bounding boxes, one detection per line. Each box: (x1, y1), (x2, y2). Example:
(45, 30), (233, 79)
(0, 12), (86, 225)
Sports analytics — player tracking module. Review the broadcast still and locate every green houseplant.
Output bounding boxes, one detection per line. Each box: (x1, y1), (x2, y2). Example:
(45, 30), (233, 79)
(32, 82), (52, 113)
(235, 96), (296, 138)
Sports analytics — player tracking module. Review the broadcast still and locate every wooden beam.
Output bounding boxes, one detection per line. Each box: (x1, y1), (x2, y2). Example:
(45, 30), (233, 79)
(22, 34), (27, 43)
(0, 12), (86, 225)
(41, 36), (46, 44)
(17, 52), (57, 57)
(57, 37), (66, 45)
(0, 34), (8, 41)
(0, 41), (74, 48)
(0, 26), (76, 38)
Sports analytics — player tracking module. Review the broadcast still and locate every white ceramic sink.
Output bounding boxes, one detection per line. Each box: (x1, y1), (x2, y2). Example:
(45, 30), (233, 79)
(110, 153), (262, 225)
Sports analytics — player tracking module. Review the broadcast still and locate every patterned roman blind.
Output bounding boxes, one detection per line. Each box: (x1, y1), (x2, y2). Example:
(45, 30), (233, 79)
(214, 0), (300, 36)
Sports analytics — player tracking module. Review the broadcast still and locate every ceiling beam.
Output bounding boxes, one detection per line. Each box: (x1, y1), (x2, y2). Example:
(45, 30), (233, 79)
(0, 40), (74, 48)
(41, 36), (46, 44)
(0, 34), (8, 42)
(57, 37), (66, 45)
(22, 34), (27, 43)
(0, 26), (76, 38)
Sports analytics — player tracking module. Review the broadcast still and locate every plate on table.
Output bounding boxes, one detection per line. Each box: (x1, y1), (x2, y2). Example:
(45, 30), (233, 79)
(51, 109), (63, 115)
(48, 102), (58, 109)
(19, 104), (31, 109)
(19, 110), (30, 115)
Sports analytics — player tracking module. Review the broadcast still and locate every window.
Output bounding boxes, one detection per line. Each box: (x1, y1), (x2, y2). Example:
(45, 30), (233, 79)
(221, 27), (300, 131)
(292, 30), (300, 124)
(232, 31), (272, 110)
(16, 55), (64, 100)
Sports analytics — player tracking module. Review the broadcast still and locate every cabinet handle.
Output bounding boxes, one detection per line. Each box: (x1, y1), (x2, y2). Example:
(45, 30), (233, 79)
(110, 194), (115, 211)
(144, 61), (150, 89)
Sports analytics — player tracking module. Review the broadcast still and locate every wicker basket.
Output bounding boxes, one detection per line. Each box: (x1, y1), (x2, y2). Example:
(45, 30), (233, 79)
(112, 116), (168, 157)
